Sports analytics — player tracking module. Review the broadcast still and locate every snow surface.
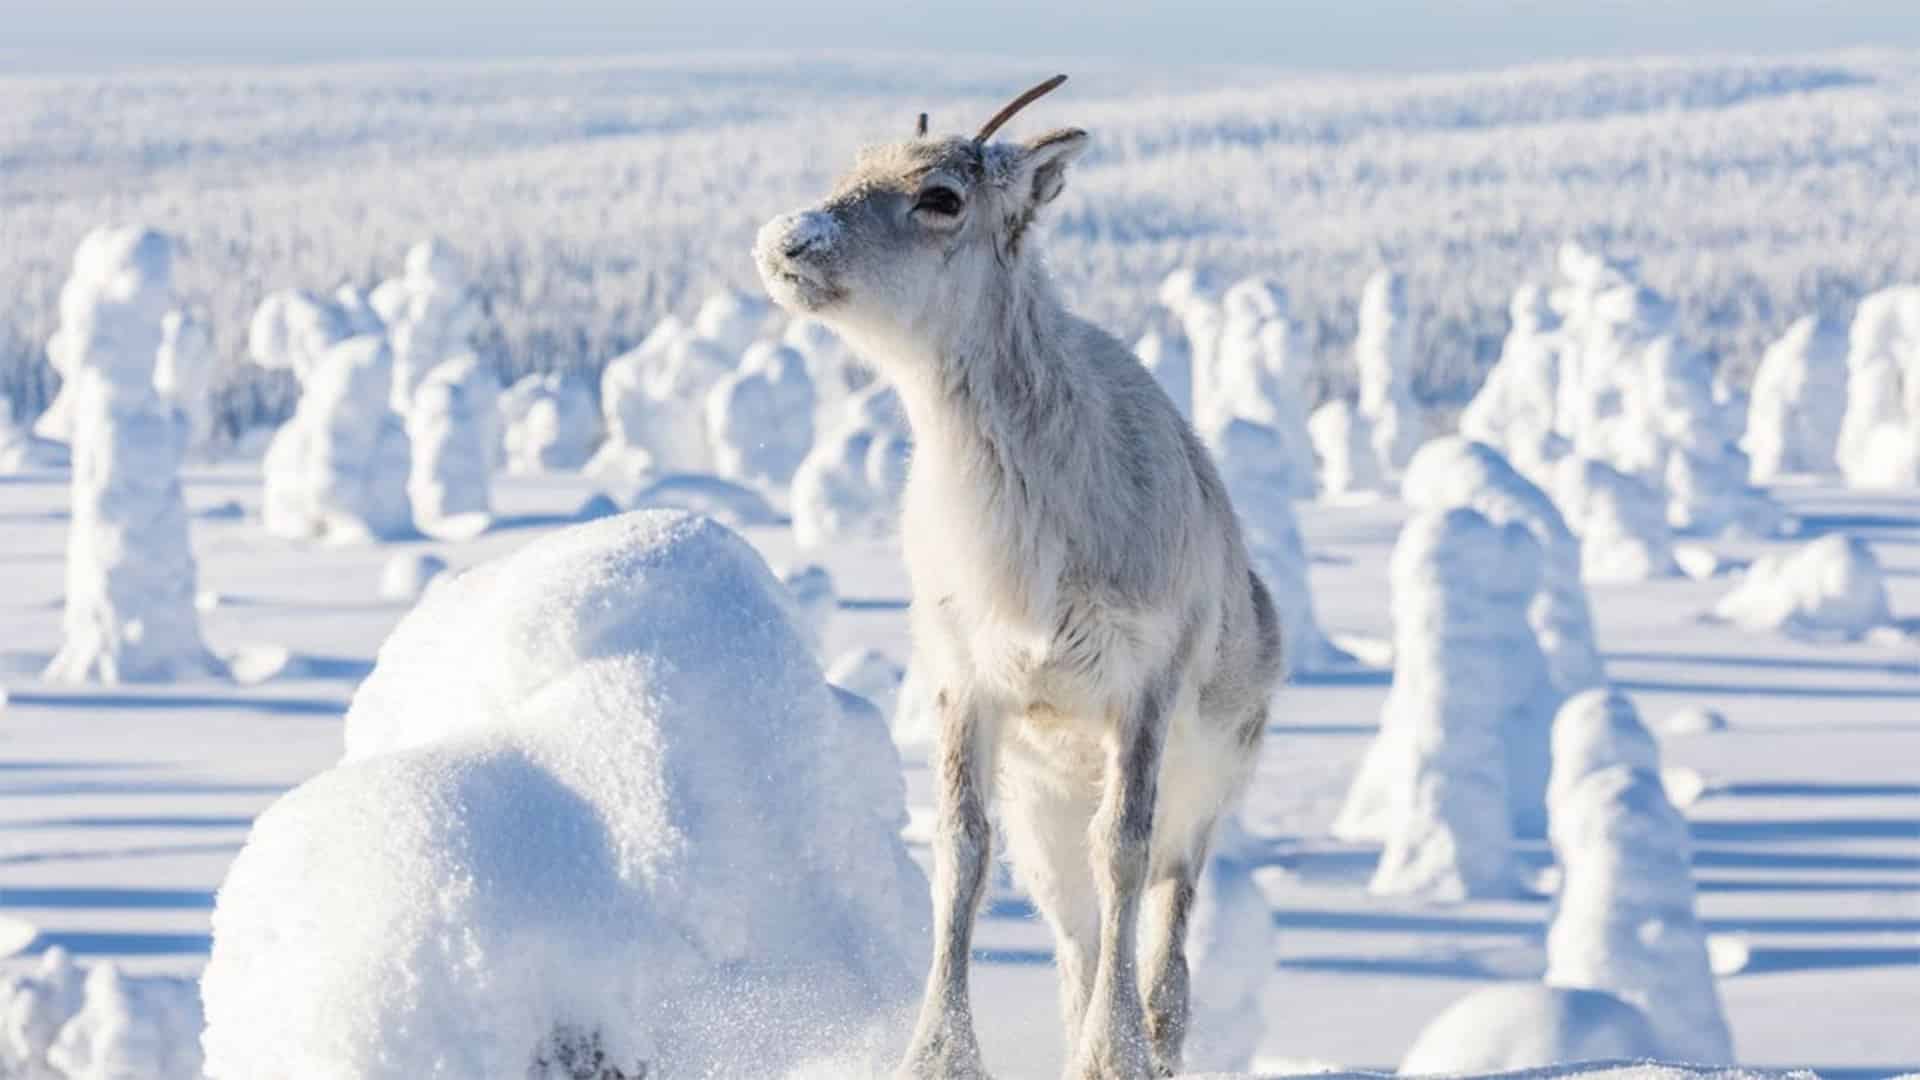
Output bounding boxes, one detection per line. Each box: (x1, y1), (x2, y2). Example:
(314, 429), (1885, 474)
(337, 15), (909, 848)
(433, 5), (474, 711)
(0, 467), (1916, 1075)
(200, 510), (930, 1078)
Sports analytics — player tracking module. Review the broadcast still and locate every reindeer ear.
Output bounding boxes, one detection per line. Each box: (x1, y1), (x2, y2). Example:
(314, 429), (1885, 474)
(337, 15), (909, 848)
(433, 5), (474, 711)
(1015, 128), (1088, 207)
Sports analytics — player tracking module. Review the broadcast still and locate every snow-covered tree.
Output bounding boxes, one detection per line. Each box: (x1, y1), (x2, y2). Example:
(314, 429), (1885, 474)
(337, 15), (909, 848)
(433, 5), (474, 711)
(1545, 688), (1735, 1064)
(1836, 285), (1920, 488)
(261, 336), (413, 542)
(707, 341), (815, 496)
(1342, 507), (1545, 899)
(789, 386), (910, 551)
(406, 353), (498, 540)
(1307, 398), (1384, 498)
(1354, 269), (1424, 474)
(381, 239), (482, 414)
(44, 227), (221, 683)
(1745, 314), (1849, 482)
(499, 371), (600, 474)
(1552, 455), (1677, 583)
(1198, 276), (1316, 490)
(1210, 417), (1332, 671)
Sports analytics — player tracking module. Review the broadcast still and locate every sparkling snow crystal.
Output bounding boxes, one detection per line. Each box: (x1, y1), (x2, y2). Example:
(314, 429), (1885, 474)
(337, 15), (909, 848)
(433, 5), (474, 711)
(202, 510), (930, 1079)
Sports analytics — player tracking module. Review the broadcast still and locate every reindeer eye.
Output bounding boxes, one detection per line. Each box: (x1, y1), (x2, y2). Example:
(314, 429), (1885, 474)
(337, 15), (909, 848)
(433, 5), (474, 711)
(914, 186), (964, 218)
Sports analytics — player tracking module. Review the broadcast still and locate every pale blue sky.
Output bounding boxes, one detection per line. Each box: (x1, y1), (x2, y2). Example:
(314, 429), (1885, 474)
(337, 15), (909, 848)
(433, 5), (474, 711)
(2, 1), (1917, 72)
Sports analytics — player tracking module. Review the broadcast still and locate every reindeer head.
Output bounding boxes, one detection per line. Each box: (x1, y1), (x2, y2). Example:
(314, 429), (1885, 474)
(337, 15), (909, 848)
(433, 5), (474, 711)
(754, 76), (1086, 351)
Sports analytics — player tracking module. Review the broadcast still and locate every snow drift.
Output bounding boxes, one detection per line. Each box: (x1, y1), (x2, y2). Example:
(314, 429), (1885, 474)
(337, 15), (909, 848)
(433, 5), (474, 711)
(1713, 533), (1893, 637)
(201, 510), (931, 1079)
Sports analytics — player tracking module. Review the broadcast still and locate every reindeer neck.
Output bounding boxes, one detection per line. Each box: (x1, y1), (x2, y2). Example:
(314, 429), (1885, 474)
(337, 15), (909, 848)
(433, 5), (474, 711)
(896, 266), (1090, 486)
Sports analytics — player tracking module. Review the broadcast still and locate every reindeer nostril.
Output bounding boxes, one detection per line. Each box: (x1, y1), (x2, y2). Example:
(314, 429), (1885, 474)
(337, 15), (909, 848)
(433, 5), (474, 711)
(783, 235), (816, 259)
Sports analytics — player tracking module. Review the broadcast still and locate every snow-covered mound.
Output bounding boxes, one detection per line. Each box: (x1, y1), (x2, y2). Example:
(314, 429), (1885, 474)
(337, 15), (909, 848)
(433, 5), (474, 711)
(202, 511), (930, 1079)
(1211, 417), (1333, 671)
(1551, 456), (1677, 584)
(1402, 437), (1605, 698)
(499, 371), (601, 474)
(43, 226), (222, 684)
(380, 238), (483, 413)
(1545, 689), (1734, 1065)
(405, 353), (498, 540)
(1184, 817), (1275, 1074)
(1340, 507), (1546, 899)
(790, 386), (911, 551)
(1835, 285), (1920, 489)
(708, 341), (815, 496)
(1744, 315), (1848, 482)
(1713, 534), (1893, 636)
(0, 948), (204, 1080)
(1353, 269), (1424, 476)
(260, 336), (414, 542)
(1399, 985), (1660, 1075)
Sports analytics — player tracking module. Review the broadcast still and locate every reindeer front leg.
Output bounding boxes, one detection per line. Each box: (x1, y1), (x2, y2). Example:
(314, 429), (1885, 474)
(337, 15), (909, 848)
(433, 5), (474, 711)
(899, 689), (998, 1080)
(1068, 698), (1164, 1080)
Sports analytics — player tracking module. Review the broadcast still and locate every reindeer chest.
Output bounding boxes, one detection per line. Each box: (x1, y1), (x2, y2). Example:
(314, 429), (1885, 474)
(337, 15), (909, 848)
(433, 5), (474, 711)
(902, 489), (1175, 718)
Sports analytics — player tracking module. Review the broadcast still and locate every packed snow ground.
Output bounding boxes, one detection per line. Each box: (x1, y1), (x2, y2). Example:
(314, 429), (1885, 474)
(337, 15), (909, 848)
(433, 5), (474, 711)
(1, 467), (1915, 1075)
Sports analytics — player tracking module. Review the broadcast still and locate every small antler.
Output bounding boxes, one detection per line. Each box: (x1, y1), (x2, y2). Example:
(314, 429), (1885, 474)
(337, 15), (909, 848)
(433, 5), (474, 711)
(916, 112), (928, 137)
(974, 74), (1068, 144)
